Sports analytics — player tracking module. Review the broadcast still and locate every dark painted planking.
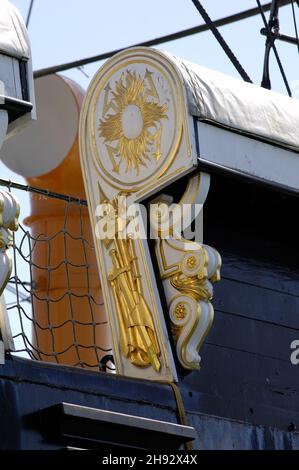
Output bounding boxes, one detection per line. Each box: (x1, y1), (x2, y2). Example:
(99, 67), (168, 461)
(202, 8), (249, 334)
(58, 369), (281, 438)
(0, 358), (179, 450)
(220, 252), (299, 297)
(187, 411), (299, 450)
(0, 357), (174, 408)
(2, 357), (299, 450)
(207, 309), (298, 362)
(213, 279), (299, 330)
(182, 343), (299, 429)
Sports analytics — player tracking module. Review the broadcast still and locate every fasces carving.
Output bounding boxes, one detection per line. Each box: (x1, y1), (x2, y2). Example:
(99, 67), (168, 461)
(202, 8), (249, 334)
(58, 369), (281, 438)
(108, 235), (161, 372)
(98, 190), (163, 374)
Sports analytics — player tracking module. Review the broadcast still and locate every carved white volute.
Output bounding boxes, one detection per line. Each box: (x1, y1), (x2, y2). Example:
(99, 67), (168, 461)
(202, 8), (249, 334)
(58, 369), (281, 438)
(0, 191), (19, 358)
(153, 174), (221, 370)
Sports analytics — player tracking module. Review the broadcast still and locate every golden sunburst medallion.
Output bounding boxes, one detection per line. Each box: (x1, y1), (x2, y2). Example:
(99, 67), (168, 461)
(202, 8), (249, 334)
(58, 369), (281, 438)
(99, 70), (168, 175)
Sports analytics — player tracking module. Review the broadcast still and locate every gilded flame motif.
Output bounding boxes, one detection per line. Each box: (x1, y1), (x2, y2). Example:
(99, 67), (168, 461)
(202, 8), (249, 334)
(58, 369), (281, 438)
(99, 70), (168, 175)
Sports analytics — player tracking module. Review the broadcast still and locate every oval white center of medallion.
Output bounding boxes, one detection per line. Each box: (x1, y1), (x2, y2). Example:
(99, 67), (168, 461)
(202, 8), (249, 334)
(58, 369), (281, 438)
(121, 105), (143, 139)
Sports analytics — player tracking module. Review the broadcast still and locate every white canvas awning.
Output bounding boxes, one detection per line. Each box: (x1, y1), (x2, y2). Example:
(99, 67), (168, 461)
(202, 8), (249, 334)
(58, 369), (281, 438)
(78, 46), (299, 194)
(166, 52), (299, 154)
(0, 0), (30, 60)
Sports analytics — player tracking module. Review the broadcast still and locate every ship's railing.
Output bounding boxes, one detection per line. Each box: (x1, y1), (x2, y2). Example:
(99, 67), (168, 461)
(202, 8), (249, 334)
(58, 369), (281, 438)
(0, 178), (114, 372)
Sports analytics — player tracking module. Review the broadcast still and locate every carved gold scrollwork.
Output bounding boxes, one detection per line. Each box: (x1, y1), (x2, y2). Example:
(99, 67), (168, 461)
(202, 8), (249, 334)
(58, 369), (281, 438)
(154, 174), (221, 370)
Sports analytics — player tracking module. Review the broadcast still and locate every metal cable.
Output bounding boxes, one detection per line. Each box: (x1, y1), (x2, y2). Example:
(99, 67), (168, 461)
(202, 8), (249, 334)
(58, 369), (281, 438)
(33, 1), (293, 79)
(190, 0), (252, 83)
(0, 178), (87, 205)
(256, 0), (292, 96)
(26, 0), (35, 28)
(291, 0), (299, 56)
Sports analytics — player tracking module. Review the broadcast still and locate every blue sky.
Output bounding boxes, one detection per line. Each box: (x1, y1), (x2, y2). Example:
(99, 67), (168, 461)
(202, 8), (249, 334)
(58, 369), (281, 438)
(10, 0), (299, 93)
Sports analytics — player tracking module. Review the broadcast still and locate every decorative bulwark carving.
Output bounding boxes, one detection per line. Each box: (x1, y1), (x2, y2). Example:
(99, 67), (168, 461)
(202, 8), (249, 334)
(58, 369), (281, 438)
(79, 47), (221, 380)
(0, 191), (19, 357)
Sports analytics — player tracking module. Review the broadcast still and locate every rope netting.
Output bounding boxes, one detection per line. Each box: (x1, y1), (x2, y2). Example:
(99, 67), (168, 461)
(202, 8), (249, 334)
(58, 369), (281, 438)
(1, 180), (114, 371)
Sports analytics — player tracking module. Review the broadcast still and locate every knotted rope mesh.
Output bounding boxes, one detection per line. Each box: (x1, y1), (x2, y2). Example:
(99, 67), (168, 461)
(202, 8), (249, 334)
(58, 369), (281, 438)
(2, 180), (114, 371)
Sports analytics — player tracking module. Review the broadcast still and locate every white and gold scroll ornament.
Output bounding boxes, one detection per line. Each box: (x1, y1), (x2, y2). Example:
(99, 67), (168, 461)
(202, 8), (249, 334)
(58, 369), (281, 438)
(0, 191), (19, 358)
(79, 47), (219, 380)
(152, 174), (221, 370)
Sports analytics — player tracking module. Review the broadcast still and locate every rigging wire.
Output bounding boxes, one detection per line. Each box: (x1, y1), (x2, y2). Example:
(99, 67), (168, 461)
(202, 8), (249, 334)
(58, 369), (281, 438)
(6, 285), (31, 305)
(26, 0), (35, 28)
(256, 0), (292, 96)
(0, 177), (87, 206)
(291, 0), (299, 56)
(33, 1), (293, 78)
(190, 0), (252, 82)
